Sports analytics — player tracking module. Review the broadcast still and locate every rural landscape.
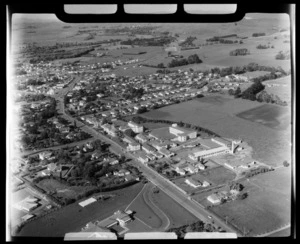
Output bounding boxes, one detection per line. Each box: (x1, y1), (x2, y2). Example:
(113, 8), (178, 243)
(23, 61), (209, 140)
(8, 12), (292, 239)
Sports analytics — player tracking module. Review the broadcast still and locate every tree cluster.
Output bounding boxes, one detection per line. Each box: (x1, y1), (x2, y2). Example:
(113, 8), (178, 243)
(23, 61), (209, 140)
(244, 166), (274, 178)
(229, 48), (250, 56)
(252, 33), (266, 37)
(275, 51), (290, 60)
(123, 87), (144, 100)
(239, 80), (265, 101)
(120, 36), (175, 46)
(256, 90), (287, 106)
(256, 44), (271, 49)
(168, 54), (202, 68)
(167, 221), (216, 238)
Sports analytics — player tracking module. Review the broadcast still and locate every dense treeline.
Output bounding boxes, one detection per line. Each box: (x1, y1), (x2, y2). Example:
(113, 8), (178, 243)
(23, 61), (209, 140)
(252, 32), (266, 37)
(229, 48), (250, 56)
(131, 116), (220, 137)
(206, 34), (237, 42)
(256, 90), (287, 106)
(29, 48), (95, 63)
(239, 80), (265, 101)
(210, 62), (287, 77)
(179, 36), (197, 47)
(168, 54), (202, 68)
(243, 166), (274, 178)
(120, 36), (175, 46)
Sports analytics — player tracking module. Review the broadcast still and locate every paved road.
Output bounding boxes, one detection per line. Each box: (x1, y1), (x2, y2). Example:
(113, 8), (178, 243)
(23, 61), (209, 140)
(58, 106), (242, 236)
(47, 74), (242, 236)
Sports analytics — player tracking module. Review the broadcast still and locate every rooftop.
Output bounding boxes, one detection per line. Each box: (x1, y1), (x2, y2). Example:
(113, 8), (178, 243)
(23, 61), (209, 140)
(150, 127), (177, 141)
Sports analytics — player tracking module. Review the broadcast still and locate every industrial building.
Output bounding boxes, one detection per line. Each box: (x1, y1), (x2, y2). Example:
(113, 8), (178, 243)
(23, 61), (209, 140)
(128, 121), (144, 133)
(169, 124), (197, 142)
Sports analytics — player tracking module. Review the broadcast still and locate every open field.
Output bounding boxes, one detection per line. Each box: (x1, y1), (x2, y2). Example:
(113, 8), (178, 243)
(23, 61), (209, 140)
(142, 95), (291, 167)
(210, 167), (291, 236)
(17, 182), (144, 237)
(263, 75), (292, 104)
(125, 218), (154, 233)
(197, 166), (236, 185)
(12, 13), (290, 71)
(236, 104), (291, 130)
(267, 227), (291, 237)
(150, 186), (198, 228)
(127, 183), (163, 229)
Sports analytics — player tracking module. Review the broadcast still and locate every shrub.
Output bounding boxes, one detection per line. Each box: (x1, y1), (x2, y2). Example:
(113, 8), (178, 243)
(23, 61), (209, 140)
(252, 32), (266, 37)
(229, 48), (250, 56)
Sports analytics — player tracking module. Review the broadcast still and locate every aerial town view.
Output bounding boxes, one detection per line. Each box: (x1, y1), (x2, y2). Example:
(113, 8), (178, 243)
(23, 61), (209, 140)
(7, 10), (292, 239)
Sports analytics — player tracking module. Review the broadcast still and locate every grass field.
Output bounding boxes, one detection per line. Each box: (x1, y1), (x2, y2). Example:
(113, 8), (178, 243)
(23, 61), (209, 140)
(127, 184), (163, 229)
(236, 104), (291, 130)
(150, 186), (199, 228)
(18, 182), (144, 237)
(210, 167), (291, 236)
(197, 166), (236, 185)
(267, 227), (291, 237)
(263, 75), (292, 104)
(142, 95), (291, 167)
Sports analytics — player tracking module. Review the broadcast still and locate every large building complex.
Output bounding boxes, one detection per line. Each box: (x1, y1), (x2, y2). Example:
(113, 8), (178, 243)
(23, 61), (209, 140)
(169, 124), (197, 142)
(128, 121), (144, 133)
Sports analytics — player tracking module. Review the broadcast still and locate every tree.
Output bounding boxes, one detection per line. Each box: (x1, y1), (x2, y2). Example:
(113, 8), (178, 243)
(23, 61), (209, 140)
(229, 182), (244, 191)
(283, 160), (290, 167)
(228, 89), (235, 96)
(234, 87), (242, 98)
(137, 107), (148, 114)
(237, 192), (248, 200)
(157, 63), (165, 68)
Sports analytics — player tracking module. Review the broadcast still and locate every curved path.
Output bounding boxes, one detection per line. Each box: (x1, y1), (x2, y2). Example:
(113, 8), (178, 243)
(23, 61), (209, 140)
(143, 184), (171, 231)
(124, 183), (170, 231)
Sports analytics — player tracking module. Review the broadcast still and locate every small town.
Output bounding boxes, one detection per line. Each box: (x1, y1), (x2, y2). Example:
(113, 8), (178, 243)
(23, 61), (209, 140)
(8, 9), (292, 240)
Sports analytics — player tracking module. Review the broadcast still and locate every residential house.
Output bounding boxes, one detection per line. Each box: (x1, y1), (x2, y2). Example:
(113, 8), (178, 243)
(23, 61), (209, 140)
(146, 153), (156, 161)
(158, 148), (174, 158)
(137, 154), (149, 164)
(142, 143), (156, 154)
(195, 163), (206, 171)
(185, 178), (202, 188)
(183, 164), (198, 174)
(39, 151), (52, 160)
(109, 159), (119, 165)
(127, 142), (141, 152)
(91, 151), (102, 160)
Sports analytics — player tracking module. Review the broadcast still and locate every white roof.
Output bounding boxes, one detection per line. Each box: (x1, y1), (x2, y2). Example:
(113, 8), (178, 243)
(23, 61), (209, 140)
(192, 146), (228, 158)
(79, 197), (97, 207)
